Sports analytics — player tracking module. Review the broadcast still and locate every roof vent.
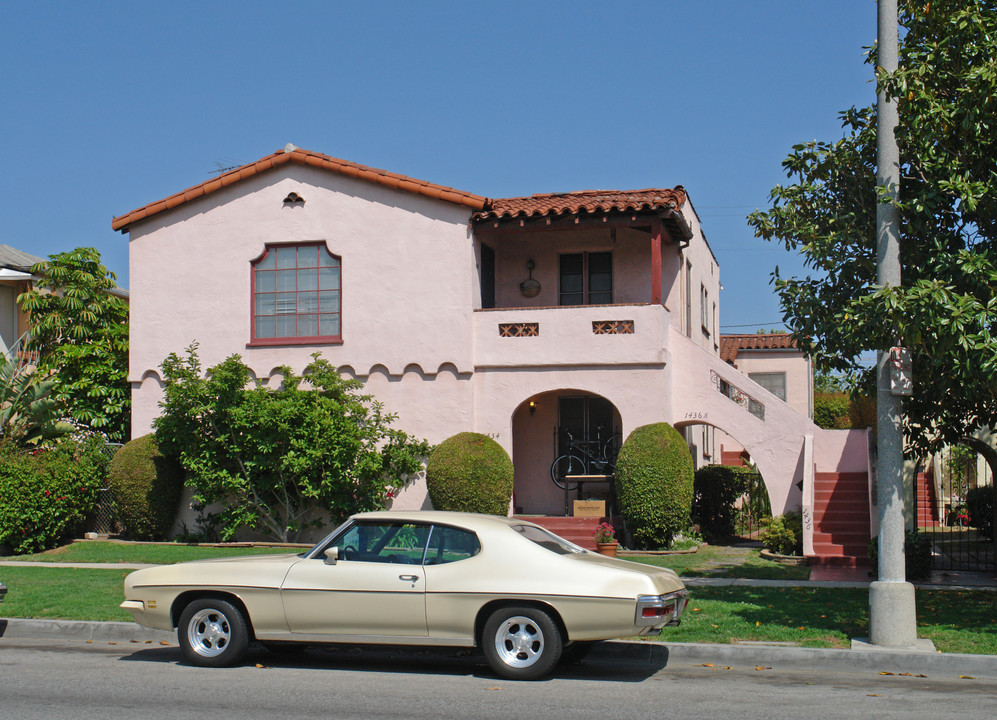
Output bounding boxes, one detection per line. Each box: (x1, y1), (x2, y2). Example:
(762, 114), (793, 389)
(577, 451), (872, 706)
(283, 192), (305, 205)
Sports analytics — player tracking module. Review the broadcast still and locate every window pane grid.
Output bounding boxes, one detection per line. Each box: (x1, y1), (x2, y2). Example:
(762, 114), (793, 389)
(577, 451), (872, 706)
(253, 244), (341, 341)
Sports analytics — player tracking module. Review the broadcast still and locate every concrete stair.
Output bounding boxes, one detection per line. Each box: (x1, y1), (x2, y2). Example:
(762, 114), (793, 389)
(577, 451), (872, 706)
(514, 516), (604, 550)
(809, 471), (871, 567)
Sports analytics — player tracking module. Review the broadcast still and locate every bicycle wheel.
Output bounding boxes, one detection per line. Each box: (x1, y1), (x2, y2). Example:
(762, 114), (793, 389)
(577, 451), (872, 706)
(551, 454), (586, 489)
(602, 434), (623, 466)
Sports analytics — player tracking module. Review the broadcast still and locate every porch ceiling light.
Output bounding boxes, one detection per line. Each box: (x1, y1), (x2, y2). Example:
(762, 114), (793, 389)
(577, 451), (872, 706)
(520, 259), (541, 298)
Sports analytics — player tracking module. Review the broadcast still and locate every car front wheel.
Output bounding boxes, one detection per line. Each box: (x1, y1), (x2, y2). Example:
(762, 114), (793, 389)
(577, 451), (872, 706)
(482, 606), (562, 680)
(178, 598), (249, 667)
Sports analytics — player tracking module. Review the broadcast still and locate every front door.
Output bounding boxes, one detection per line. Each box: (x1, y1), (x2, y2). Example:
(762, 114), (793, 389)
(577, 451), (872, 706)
(281, 521), (430, 637)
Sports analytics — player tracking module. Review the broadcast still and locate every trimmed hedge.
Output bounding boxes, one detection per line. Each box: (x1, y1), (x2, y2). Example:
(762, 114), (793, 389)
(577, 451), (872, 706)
(107, 434), (184, 540)
(693, 464), (756, 540)
(425, 432), (513, 515)
(0, 438), (107, 555)
(614, 422), (694, 549)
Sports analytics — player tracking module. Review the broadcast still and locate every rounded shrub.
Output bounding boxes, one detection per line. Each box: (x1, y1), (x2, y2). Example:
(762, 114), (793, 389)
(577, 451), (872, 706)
(614, 422), (694, 549)
(425, 432), (513, 515)
(107, 434), (185, 540)
(0, 437), (106, 555)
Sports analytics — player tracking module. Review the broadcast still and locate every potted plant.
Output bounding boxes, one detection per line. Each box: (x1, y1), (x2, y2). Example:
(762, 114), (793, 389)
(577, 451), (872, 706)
(594, 522), (618, 557)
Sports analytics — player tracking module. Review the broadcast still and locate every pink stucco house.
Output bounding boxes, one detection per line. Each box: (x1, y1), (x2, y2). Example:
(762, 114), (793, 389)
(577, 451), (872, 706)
(113, 145), (871, 562)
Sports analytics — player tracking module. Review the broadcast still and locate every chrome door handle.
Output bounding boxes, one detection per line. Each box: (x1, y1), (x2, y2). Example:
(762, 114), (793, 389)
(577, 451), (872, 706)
(399, 574), (420, 582)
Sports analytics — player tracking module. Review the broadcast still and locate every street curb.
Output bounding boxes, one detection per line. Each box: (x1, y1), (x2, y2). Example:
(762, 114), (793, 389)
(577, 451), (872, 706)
(2, 618), (995, 679)
(0, 618), (174, 643)
(597, 639), (997, 679)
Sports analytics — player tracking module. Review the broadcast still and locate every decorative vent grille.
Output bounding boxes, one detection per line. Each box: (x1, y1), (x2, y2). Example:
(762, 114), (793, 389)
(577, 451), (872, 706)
(592, 320), (634, 335)
(499, 322), (539, 337)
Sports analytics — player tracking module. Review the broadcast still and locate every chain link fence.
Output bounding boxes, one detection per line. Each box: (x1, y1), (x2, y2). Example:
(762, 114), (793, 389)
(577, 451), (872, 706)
(87, 442), (124, 535)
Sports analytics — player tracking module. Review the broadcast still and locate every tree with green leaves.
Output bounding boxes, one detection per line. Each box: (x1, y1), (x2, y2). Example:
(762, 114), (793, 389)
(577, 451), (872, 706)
(154, 346), (432, 542)
(17, 247), (129, 441)
(0, 351), (73, 447)
(748, 0), (997, 458)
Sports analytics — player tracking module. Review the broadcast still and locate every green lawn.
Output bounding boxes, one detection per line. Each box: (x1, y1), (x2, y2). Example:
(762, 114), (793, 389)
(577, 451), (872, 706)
(643, 586), (997, 655)
(629, 545), (811, 581)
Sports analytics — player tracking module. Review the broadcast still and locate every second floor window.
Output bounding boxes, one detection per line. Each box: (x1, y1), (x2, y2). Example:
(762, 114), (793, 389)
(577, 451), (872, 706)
(749, 372), (787, 402)
(559, 252), (612, 306)
(251, 243), (341, 344)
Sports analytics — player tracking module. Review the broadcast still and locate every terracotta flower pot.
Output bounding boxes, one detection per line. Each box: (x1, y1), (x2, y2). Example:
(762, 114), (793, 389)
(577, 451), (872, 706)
(596, 542), (618, 557)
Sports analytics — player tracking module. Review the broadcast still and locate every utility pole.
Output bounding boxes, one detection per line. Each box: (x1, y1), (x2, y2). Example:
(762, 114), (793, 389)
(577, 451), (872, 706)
(868, 0), (918, 647)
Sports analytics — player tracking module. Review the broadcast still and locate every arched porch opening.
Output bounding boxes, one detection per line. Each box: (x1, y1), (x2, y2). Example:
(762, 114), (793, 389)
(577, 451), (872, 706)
(673, 419), (774, 539)
(511, 389), (621, 517)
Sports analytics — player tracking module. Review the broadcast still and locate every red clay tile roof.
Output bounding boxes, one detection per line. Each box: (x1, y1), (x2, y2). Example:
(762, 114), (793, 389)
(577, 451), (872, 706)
(112, 146), (489, 233)
(719, 333), (799, 363)
(475, 188), (688, 222)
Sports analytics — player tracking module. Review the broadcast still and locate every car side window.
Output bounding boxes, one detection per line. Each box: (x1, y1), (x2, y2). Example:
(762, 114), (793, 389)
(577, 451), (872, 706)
(424, 525), (481, 565)
(336, 522), (429, 564)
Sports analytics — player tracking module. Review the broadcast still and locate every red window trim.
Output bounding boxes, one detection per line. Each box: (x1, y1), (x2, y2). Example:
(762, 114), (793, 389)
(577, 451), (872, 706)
(249, 241), (343, 345)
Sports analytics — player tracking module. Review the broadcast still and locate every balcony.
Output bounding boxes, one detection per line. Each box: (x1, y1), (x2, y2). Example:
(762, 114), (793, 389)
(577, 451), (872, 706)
(472, 303), (670, 369)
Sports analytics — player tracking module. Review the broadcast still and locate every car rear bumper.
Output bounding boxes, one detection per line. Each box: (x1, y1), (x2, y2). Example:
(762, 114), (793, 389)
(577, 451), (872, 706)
(635, 589), (689, 629)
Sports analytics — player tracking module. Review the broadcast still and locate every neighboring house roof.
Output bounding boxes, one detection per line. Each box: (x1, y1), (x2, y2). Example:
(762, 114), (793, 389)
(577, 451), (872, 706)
(719, 333), (799, 364)
(112, 145), (490, 233)
(0, 244), (46, 272)
(476, 188), (688, 221)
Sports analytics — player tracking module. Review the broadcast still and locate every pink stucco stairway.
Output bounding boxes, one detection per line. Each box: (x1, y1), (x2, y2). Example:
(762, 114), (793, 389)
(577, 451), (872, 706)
(810, 471), (872, 567)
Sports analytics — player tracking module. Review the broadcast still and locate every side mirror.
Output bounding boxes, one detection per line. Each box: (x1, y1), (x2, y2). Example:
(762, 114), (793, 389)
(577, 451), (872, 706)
(323, 546), (340, 565)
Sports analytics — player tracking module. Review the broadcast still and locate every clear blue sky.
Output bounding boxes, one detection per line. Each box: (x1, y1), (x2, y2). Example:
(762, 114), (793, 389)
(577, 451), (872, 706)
(1, 0), (877, 331)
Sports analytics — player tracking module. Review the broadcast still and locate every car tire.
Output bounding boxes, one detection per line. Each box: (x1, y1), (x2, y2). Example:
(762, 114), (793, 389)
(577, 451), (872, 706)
(178, 598), (250, 667)
(482, 606), (562, 680)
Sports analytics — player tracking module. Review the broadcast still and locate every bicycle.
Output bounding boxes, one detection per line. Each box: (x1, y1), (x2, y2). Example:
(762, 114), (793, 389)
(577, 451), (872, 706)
(550, 428), (620, 490)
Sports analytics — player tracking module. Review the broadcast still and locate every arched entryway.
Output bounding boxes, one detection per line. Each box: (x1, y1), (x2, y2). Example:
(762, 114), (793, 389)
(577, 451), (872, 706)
(674, 420), (774, 538)
(511, 389), (621, 516)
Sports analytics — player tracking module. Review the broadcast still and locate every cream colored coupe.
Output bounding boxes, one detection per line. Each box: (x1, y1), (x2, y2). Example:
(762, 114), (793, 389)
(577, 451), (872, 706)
(122, 511), (688, 679)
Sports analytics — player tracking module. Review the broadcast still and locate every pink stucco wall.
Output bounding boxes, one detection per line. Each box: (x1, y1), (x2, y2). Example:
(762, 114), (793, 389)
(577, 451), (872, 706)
(126, 164), (864, 534)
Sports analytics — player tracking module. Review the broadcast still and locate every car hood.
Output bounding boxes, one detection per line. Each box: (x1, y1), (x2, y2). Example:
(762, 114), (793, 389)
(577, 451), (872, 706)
(125, 553), (304, 591)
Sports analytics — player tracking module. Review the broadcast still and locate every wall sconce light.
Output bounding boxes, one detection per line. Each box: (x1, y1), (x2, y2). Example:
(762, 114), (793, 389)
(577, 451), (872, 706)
(520, 259), (541, 298)
(529, 400), (537, 416)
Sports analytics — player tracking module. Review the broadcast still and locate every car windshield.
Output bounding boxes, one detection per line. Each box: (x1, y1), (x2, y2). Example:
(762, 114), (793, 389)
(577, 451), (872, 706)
(511, 524), (585, 555)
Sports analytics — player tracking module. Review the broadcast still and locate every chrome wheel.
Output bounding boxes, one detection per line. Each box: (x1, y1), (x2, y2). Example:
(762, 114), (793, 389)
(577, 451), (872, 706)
(482, 606), (562, 680)
(178, 598), (249, 667)
(494, 615), (545, 668)
(187, 608), (232, 658)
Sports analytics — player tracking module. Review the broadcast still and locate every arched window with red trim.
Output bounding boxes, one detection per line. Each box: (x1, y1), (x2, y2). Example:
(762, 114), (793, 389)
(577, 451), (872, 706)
(250, 243), (341, 345)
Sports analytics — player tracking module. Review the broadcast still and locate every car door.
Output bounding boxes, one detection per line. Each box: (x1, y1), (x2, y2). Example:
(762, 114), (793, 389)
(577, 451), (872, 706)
(281, 521), (430, 637)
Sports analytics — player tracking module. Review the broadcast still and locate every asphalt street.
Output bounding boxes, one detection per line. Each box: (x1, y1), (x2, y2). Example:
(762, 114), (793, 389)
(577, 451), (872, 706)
(1, 637), (995, 720)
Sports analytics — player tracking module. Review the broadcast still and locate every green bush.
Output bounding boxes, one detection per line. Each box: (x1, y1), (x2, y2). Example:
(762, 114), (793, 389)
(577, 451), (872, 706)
(966, 485), (995, 540)
(692, 464), (755, 541)
(760, 512), (803, 556)
(107, 434), (185, 540)
(425, 433), (513, 515)
(614, 422), (694, 550)
(0, 437), (107, 554)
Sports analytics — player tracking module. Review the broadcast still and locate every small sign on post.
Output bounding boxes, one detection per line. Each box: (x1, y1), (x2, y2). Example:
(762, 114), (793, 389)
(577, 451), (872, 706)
(890, 347), (912, 396)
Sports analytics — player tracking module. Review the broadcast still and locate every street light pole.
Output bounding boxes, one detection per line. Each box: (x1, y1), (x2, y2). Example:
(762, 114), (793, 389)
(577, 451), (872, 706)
(869, 0), (918, 647)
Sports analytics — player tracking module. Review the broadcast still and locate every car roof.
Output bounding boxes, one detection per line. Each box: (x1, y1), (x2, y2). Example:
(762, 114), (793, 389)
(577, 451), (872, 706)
(351, 510), (529, 532)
